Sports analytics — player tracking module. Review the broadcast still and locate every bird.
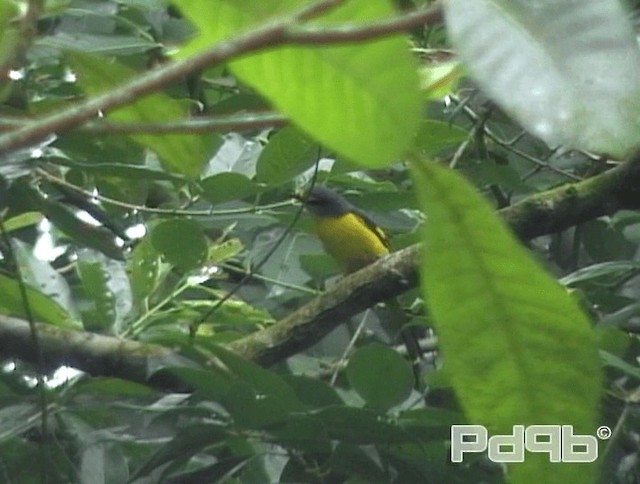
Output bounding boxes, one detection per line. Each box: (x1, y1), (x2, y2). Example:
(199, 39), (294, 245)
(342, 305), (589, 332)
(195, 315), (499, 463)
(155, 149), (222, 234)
(296, 185), (390, 274)
(297, 185), (425, 388)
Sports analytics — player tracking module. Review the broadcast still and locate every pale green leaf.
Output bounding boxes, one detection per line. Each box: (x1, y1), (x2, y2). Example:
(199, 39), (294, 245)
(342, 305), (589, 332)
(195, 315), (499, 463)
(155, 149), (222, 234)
(174, 0), (420, 168)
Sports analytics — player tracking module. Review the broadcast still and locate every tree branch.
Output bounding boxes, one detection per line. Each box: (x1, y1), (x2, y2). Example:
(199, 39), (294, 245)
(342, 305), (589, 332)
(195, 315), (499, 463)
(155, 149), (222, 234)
(0, 315), (192, 391)
(0, 2), (442, 155)
(1, 154), (639, 382)
(0, 112), (288, 135)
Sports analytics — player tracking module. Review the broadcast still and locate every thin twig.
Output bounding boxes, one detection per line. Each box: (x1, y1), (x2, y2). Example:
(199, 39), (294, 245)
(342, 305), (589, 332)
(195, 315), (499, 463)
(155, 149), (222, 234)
(0, 112), (288, 135)
(36, 168), (293, 216)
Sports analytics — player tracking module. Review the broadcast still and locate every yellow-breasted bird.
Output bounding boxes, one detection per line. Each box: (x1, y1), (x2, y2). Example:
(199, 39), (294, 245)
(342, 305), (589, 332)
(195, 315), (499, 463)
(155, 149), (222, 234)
(297, 185), (390, 274)
(297, 185), (425, 386)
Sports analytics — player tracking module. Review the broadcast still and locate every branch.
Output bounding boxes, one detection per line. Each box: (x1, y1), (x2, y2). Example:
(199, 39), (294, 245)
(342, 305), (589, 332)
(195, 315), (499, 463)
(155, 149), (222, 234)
(0, 112), (288, 135)
(0, 3), (442, 155)
(231, 153), (640, 365)
(0, 315), (192, 391)
(2, 154), (639, 384)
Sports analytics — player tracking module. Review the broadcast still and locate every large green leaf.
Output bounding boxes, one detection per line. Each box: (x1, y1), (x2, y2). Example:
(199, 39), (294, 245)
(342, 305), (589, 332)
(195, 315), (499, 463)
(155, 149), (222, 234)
(346, 343), (413, 410)
(67, 52), (217, 178)
(150, 219), (208, 271)
(412, 161), (601, 484)
(174, 0), (420, 168)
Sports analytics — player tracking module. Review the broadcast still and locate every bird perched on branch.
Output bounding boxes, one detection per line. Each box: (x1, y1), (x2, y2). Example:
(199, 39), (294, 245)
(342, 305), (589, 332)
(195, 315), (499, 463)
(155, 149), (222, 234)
(296, 185), (390, 274)
(296, 185), (425, 388)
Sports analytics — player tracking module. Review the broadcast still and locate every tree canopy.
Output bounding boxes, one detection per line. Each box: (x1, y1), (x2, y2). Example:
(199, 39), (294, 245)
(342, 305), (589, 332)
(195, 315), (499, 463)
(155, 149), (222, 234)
(0, 0), (639, 483)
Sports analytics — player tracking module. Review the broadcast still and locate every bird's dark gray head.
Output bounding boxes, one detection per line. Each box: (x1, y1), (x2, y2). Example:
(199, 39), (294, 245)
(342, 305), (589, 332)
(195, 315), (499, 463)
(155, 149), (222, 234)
(301, 186), (352, 217)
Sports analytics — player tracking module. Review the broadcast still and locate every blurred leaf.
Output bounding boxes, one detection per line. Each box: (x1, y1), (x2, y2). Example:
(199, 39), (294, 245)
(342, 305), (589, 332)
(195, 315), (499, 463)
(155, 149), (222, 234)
(0, 0), (19, 78)
(600, 350), (640, 380)
(79, 443), (129, 484)
(200, 173), (259, 204)
(560, 261), (640, 287)
(38, 32), (159, 56)
(127, 237), (161, 304)
(12, 239), (76, 318)
(419, 61), (463, 99)
(151, 218), (208, 271)
(413, 120), (469, 158)
(314, 407), (410, 444)
(412, 161), (601, 484)
(61, 161), (188, 182)
(131, 423), (228, 480)
(208, 238), (243, 264)
(445, 0), (640, 155)
(0, 273), (77, 327)
(282, 375), (343, 408)
(346, 343), (413, 410)
(77, 249), (132, 332)
(67, 52), (218, 177)
(205, 345), (306, 427)
(0, 403), (41, 444)
(41, 199), (123, 260)
(270, 416), (332, 453)
(71, 377), (155, 398)
(175, 0), (421, 168)
(581, 220), (636, 262)
(2, 212), (43, 233)
(255, 127), (318, 185)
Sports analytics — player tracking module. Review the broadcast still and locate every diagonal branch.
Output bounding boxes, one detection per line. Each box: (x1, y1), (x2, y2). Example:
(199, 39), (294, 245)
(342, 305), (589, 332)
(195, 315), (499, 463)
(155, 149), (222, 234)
(1, 153), (639, 383)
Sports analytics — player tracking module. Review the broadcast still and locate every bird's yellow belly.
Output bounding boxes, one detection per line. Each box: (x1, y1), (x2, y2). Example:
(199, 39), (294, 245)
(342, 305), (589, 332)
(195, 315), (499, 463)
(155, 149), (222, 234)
(314, 213), (389, 273)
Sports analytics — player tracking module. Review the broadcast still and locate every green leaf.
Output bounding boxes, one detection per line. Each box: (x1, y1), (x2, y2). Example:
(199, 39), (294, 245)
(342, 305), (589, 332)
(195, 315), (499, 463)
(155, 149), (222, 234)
(0, 273), (78, 328)
(131, 423), (228, 481)
(560, 261), (640, 287)
(413, 120), (469, 158)
(256, 127), (318, 185)
(12, 239), (76, 318)
(282, 375), (343, 408)
(151, 219), (208, 271)
(2, 212), (43, 233)
(77, 250), (132, 332)
(412, 161), (601, 484)
(174, 0), (420, 168)
(200, 173), (259, 204)
(346, 343), (413, 410)
(600, 350), (640, 380)
(67, 52), (217, 177)
(208, 238), (243, 264)
(127, 237), (161, 304)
